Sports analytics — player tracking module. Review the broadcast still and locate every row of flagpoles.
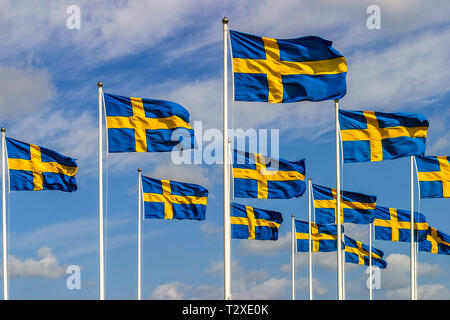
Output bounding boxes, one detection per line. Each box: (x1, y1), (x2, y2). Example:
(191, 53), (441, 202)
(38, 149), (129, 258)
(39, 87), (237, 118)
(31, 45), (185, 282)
(1, 17), (448, 301)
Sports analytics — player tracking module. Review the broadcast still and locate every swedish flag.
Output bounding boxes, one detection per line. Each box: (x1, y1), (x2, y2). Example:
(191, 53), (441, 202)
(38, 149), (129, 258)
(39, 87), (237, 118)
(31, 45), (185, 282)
(344, 236), (387, 269)
(295, 220), (343, 252)
(419, 227), (450, 255)
(229, 30), (347, 103)
(339, 110), (428, 163)
(374, 206), (428, 242)
(6, 137), (77, 192)
(416, 155), (450, 198)
(313, 184), (376, 225)
(142, 176), (208, 220)
(233, 150), (305, 199)
(231, 203), (283, 240)
(104, 93), (195, 153)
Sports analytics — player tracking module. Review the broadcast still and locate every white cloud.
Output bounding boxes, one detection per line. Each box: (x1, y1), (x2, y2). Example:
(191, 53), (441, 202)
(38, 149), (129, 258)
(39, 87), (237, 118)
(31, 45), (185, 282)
(0, 65), (54, 119)
(233, 277), (290, 300)
(236, 232), (291, 256)
(6, 247), (65, 279)
(150, 281), (191, 300)
(380, 253), (448, 299)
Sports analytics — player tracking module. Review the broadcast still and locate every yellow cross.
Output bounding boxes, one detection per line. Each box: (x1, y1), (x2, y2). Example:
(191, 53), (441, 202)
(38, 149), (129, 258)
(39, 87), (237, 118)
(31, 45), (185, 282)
(313, 188), (375, 224)
(296, 223), (337, 252)
(417, 156), (450, 197)
(8, 144), (77, 191)
(340, 111), (428, 162)
(426, 227), (450, 254)
(106, 97), (192, 152)
(374, 208), (428, 241)
(232, 153), (304, 199)
(143, 180), (207, 219)
(230, 206), (281, 240)
(232, 37), (347, 103)
(345, 240), (382, 265)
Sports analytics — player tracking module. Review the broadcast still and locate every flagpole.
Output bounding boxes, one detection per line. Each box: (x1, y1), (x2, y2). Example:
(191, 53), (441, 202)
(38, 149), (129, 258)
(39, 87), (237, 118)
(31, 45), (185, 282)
(137, 168), (142, 300)
(222, 17), (232, 300)
(1, 128), (8, 300)
(335, 99), (343, 300)
(369, 222), (373, 300)
(308, 178), (313, 300)
(97, 81), (105, 300)
(291, 214), (295, 300)
(410, 155), (415, 300)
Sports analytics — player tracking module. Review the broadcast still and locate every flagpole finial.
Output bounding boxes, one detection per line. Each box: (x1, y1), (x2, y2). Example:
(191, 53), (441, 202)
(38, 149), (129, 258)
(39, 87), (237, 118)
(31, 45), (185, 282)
(97, 81), (103, 88)
(222, 17), (229, 24)
(334, 99), (339, 103)
(291, 214), (295, 218)
(138, 168), (142, 172)
(1, 128), (5, 133)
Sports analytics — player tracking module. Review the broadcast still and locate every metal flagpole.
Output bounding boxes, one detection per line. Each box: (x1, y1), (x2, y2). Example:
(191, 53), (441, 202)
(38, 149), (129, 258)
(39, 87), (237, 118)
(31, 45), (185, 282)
(97, 81), (105, 300)
(369, 222), (373, 300)
(222, 17), (232, 300)
(137, 168), (142, 300)
(308, 179), (313, 300)
(410, 155), (415, 300)
(1, 128), (8, 300)
(291, 214), (295, 300)
(335, 99), (343, 300)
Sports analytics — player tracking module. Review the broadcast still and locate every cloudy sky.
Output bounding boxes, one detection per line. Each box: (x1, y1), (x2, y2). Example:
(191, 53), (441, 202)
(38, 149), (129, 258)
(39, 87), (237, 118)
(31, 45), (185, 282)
(1, 0), (450, 299)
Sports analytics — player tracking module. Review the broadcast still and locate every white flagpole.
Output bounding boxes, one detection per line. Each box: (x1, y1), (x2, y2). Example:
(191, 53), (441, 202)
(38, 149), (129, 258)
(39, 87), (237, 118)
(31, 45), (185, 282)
(137, 168), (142, 300)
(335, 99), (343, 300)
(410, 155), (415, 300)
(97, 81), (105, 300)
(291, 214), (295, 300)
(369, 222), (373, 300)
(1, 128), (8, 300)
(308, 178), (313, 300)
(222, 17), (232, 300)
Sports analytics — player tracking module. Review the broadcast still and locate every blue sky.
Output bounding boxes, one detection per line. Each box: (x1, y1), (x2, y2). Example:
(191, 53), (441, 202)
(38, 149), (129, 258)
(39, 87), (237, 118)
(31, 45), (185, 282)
(1, 0), (450, 299)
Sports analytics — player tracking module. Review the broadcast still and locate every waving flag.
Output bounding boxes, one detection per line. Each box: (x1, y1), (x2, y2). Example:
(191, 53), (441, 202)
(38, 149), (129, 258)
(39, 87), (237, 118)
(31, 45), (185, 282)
(339, 110), (428, 163)
(142, 176), (208, 220)
(104, 93), (195, 153)
(344, 236), (387, 269)
(229, 30), (347, 103)
(374, 206), (428, 242)
(233, 150), (305, 199)
(5, 137), (77, 192)
(231, 203), (283, 240)
(419, 227), (450, 255)
(295, 220), (343, 252)
(416, 155), (450, 198)
(313, 184), (376, 224)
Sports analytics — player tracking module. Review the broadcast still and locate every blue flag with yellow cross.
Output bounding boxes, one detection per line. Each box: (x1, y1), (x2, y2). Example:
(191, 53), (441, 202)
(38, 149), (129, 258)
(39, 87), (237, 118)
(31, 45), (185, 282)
(416, 155), (450, 198)
(344, 236), (387, 269)
(233, 150), (306, 199)
(231, 203), (283, 240)
(142, 176), (208, 220)
(374, 206), (428, 242)
(339, 110), (428, 163)
(104, 93), (195, 153)
(229, 30), (347, 103)
(419, 227), (450, 255)
(312, 184), (376, 225)
(5, 137), (77, 192)
(295, 220), (343, 252)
